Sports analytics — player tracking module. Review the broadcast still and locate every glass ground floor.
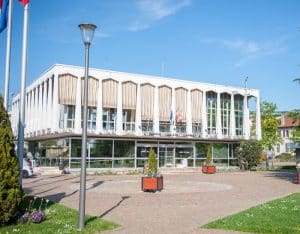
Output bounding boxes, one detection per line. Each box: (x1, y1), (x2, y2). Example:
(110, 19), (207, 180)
(29, 137), (240, 169)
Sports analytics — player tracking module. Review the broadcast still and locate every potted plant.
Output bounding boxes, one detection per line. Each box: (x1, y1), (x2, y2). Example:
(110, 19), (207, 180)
(141, 148), (163, 192)
(202, 144), (216, 174)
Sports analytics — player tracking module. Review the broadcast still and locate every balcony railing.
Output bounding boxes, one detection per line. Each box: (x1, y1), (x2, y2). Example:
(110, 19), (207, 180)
(141, 121), (153, 135)
(123, 121), (135, 133)
(103, 121), (115, 133)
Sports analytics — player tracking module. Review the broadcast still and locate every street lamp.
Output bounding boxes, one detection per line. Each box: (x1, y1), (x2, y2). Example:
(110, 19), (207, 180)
(78, 23), (96, 231)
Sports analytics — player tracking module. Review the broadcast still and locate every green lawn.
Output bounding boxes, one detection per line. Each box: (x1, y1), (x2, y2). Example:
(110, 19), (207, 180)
(0, 196), (119, 234)
(203, 193), (300, 234)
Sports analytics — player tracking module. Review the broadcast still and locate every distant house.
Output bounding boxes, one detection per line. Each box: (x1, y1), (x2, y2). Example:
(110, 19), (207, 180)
(275, 112), (300, 156)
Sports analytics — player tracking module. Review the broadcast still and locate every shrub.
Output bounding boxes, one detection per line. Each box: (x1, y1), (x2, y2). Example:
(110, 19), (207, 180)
(235, 141), (263, 170)
(205, 144), (213, 166)
(147, 148), (157, 176)
(276, 153), (295, 162)
(0, 96), (23, 225)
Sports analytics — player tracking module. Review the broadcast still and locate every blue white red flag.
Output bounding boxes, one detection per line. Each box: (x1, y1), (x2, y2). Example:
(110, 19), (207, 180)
(19, 0), (29, 6)
(0, 0), (8, 33)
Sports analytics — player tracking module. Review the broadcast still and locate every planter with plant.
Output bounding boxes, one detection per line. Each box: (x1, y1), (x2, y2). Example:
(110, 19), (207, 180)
(141, 148), (163, 192)
(202, 144), (216, 174)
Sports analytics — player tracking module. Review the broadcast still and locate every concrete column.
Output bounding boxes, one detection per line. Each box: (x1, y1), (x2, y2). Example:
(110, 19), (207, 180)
(116, 81), (123, 135)
(38, 84), (43, 131)
(26, 91), (30, 133)
(75, 76), (82, 133)
(171, 87), (176, 135)
(135, 83), (142, 135)
(230, 93), (235, 139)
(47, 77), (53, 132)
(42, 81), (47, 131)
(216, 92), (222, 138)
(243, 94), (249, 139)
(153, 86), (159, 134)
(96, 79), (103, 134)
(256, 95), (262, 140)
(201, 91), (207, 138)
(52, 74), (59, 132)
(34, 87), (39, 132)
(186, 89), (192, 135)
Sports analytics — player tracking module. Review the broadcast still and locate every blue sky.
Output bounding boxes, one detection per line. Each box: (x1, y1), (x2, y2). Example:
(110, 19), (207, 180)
(0, 0), (299, 111)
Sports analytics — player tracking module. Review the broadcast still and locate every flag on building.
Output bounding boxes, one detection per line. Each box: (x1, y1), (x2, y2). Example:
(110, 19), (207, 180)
(19, 0), (29, 6)
(0, 0), (8, 33)
(170, 111), (174, 125)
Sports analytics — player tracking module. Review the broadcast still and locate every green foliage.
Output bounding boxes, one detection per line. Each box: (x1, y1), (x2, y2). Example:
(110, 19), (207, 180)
(0, 195), (119, 233)
(0, 96), (23, 225)
(260, 101), (282, 150)
(205, 144), (213, 165)
(203, 193), (300, 234)
(276, 153), (295, 162)
(147, 148), (157, 176)
(235, 141), (263, 170)
(291, 127), (300, 143)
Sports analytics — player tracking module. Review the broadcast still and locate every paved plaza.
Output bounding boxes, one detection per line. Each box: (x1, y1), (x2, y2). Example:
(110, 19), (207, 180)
(23, 170), (299, 234)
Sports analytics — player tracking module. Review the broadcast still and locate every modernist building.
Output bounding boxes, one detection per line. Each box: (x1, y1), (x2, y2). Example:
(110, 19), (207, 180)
(11, 64), (261, 170)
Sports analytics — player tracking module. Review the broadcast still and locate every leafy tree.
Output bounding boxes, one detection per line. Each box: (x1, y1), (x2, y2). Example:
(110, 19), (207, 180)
(147, 148), (157, 176)
(291, 127), (300, 144)
(260, 101), (282, 150)
(235, 141), (263, 170)
(205, 144), (213, 165)
(0, 95), (23, 225)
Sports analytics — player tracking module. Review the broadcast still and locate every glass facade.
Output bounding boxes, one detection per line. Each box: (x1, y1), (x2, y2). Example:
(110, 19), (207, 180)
(221, 93), (231, 136)
(59, 105), (75, 129)
(234, 95), (244, 136)
(34, 138), (239, 169)
(103, 108), (116, 132)
(206, 91), (217, 135)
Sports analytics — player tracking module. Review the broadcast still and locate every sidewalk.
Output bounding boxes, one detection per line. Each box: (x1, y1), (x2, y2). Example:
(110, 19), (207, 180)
(23, 170), (299, 234)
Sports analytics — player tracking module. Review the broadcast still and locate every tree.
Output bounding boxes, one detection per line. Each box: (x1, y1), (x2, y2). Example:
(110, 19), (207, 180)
(260, 101), (282, 151)
(147, 148), (157, 176)
(235, 141), (263, 170)
(0, 95), (23, 225)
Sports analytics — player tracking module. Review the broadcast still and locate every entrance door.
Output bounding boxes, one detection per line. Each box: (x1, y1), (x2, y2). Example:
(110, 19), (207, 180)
(159, 146), (174, 167)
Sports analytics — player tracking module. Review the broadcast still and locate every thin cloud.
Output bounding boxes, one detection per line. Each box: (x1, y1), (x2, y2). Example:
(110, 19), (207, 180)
(128, 0), (191, 31)
(202, 37), (287, 68)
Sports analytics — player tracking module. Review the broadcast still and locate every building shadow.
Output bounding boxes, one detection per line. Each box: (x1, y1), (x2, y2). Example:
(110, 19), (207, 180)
(264, 169), (297, 184)
(99, 196), (130, 218)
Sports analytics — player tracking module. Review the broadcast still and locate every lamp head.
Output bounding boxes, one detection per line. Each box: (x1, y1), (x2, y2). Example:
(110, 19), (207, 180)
(79, 23), (97, 45)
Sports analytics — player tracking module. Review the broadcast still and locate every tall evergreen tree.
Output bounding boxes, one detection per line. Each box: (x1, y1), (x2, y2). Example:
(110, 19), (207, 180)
(0, 96), (23, 225)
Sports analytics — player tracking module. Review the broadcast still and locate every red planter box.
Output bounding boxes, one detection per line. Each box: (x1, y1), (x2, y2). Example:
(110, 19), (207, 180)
(202, 165), (216, 174)
(141, 176), (163, 192)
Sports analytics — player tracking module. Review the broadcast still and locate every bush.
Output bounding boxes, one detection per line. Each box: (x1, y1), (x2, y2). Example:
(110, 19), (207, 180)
(276, 153), (295, 162)
(147, 148), (157, 176)
(0, 96), (23, 225)
(205, 144), (213, 166)
(235, 141), (263, 170)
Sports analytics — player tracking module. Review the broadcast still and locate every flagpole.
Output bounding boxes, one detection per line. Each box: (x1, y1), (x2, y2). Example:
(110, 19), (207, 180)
(4, 0), (13, 109)
(17, 2), (29, 186)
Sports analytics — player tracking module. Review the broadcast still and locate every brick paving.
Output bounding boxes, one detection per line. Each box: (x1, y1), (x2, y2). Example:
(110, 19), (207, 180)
(23, 170), (300, 234)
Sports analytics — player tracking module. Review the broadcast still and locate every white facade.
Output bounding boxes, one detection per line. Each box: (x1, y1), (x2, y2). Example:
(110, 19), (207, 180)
(11, 64), (261, 141)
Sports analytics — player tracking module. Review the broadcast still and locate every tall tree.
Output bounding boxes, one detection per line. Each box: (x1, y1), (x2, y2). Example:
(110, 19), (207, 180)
(0, 95), (23, 225)
(260, 101), (282, 151)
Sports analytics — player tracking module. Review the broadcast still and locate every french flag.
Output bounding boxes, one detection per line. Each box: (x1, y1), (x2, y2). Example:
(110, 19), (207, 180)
(19, 0), (29, 6)
(0, 0), (8, 33)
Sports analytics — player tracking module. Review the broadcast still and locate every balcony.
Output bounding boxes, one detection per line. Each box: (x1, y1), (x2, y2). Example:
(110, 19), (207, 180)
(123, 121), (135, 133)
(103, 120), (115, 134)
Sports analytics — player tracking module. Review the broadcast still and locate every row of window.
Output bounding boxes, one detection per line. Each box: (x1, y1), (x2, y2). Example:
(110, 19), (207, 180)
(59, 94), (245, 136)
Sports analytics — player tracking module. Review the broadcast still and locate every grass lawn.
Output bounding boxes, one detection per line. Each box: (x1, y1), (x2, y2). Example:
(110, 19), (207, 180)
(0, 196), (119, 234)
(203, 193), (300, 234)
